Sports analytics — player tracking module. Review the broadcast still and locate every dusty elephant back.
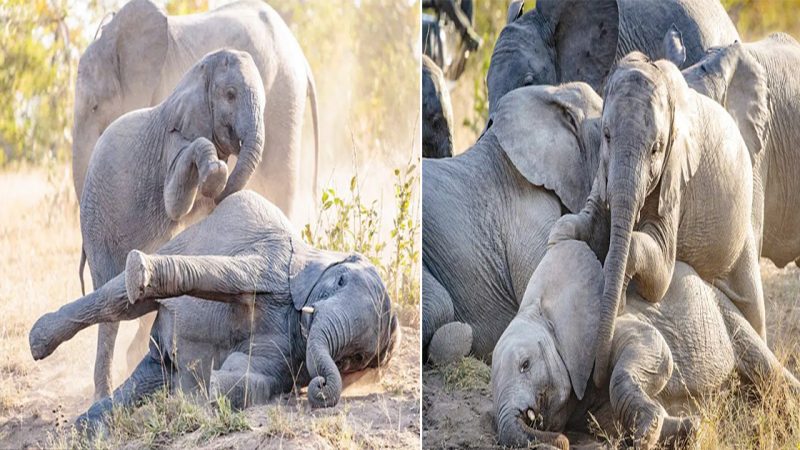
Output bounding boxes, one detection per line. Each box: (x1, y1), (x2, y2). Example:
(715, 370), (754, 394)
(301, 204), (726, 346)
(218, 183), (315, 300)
(616, 0), (739, 67)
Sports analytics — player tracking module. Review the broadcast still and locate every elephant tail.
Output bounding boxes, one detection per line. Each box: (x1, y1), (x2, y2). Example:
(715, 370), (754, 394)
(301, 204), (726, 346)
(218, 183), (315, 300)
(79, 247), (87, 296)
(307, 64), (320, 205)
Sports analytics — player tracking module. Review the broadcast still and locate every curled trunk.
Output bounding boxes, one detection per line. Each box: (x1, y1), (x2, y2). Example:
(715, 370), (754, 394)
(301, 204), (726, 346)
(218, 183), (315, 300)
(306, 324), (343, 408)
(496, 414), (570, 449)
(217, 104), (265, 202)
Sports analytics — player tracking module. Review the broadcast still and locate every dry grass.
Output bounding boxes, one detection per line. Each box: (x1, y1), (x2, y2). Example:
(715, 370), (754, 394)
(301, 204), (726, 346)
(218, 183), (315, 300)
(432, 357), (491, 392)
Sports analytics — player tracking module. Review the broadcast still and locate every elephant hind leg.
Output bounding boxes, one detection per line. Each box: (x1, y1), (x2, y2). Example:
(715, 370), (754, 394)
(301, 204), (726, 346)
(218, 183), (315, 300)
(428, 322), (473, 366)
(714, 234), (766, 341)
(422, 268), (456, 356)
(78, 349), (173, 435)
(719, 297), (800, 391)
(126, 312), (157, 377)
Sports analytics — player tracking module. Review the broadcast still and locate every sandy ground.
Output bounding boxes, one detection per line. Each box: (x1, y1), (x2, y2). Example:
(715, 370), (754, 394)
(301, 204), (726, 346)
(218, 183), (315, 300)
(0, 167), (421, 449)
(421, 258), (800, 448)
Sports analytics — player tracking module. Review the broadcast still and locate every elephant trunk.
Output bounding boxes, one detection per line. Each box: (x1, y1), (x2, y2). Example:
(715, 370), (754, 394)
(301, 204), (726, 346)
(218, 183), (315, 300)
(306, 310), (347, 408)
(217, 97), (264, 202)
(593, 153), (641, 388)
(496, 411), (569, 449)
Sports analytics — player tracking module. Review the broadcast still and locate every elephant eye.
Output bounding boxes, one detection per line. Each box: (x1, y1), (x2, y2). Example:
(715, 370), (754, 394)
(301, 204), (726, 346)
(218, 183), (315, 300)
(354, 353), (364, 362)
(226, 88), (236, 102)
(522, 73), (535, 86)
(520, 359), (530, 373)
(603, 127), (611, 142)
(91, 104), (98, 112)
(337, 274), (346, 287)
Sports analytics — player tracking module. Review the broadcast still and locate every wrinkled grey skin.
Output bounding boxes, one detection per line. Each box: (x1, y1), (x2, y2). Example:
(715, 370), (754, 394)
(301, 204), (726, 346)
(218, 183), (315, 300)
(423, 83), (607, 364)
(550, 53), (764, 390)
(81, 49), (266, 400)
(72, 0), (320, 220)
(422, 54), (454, 158)
(30, 191), (399, 432)
(487, 0), (739, 114)
(492, 240), (799, 448)
(666, 33), (800, 268)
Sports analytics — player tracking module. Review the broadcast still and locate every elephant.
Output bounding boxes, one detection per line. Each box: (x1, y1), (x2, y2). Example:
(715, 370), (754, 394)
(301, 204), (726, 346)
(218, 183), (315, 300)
(487, 0), (739, 115)
(72, 0), (319, 220)
(491, 240), (799, 448)
(80, 49), (266, 399)
(549, 52), (765, 391)
(422, 54), (454, 158)
(663, 32), (800, 269)
(422, 82), (607, 364)
(29, 191), (400, 432)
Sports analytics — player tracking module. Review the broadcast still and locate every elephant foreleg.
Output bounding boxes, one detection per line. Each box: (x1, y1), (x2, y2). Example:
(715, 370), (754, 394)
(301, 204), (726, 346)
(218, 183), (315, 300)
(164, 137), (228, 221)
(125, 250), (267, 305)
(210, 352), (278, 409)
(608, 317), (695, 449)
(713, 233), (766, 341)
(422, 268), (472, 365)
(29, 274), (158, 361)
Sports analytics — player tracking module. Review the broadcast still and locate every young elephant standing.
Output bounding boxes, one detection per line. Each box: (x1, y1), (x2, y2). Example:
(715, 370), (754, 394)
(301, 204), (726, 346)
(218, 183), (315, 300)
(550, 52), (765, 389)
(491, 241), (797, 448)
(30, 191), (399, 430)
(80, 49), (266, 399)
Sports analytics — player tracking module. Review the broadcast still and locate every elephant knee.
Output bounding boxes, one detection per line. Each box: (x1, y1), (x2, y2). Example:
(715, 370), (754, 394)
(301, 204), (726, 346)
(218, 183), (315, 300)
(428, 321), (472, 366)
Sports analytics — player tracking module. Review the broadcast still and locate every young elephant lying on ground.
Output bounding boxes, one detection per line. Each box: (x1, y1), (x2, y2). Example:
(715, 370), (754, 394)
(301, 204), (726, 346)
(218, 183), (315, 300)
(491, 240), (798, 448)
(30, 191), (399, 430)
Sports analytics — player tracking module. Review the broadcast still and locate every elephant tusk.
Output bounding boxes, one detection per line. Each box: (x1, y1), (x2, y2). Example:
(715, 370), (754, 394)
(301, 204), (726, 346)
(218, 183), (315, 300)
(302, 306), (315, 314)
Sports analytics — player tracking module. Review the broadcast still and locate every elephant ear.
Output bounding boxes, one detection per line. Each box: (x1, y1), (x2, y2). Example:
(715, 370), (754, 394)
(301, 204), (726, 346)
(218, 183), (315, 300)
(537, 0), (620, 92)
(491, 83), (603, 213)
(524, 240), (604, 400)
(655, 60), (700, 217)
(105, 0), (168, 106)
(723, 43), (771, 157)
(506, 1), (525, 23)
(288, 240), (349, 310)
(663, 24), (687, 68)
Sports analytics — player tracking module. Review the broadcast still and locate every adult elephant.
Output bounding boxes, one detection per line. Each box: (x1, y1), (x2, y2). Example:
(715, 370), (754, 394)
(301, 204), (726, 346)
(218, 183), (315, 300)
(491, 240), (798, 448)
(422, 82), (607, 364)
(29, 191), (399, 432)
(487, 0), (739, 114)
(422, 54), (454, 158)
(72, 0), (319, 220)
(80, 49), (266, 399)
(665, 33), (800, 268)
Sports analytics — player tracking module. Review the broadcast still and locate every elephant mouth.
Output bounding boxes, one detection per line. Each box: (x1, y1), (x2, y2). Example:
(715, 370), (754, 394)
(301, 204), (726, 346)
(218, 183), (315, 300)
(520, 408), (545, 431)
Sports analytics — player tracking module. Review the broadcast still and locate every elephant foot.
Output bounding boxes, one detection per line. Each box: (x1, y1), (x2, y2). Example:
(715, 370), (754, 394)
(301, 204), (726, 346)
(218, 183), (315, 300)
(625, 405), (663, 450)
(428, 322), (472, 366)
(199, 160), (228, 198)
(75, 397), (113, 439)
(29, 312), (66, 360)
(125, 250), (151, 304)
(658, 415), (698, 448)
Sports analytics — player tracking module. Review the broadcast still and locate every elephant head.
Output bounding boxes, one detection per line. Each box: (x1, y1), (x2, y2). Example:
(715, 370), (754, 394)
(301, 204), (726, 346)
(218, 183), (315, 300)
(669, 38), (771, 156)
(492, 240), (602, 448)
(593, 53), (698, 386)
(488, 82), (604, 214)
(486, 0), (619, 114)
(72, 0), (168, 196)
(161, 49), (267, 202)
(290, 248), (400, 408)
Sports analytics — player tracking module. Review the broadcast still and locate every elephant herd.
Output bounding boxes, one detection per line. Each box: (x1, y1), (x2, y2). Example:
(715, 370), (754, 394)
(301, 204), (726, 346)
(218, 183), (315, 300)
(28, 0), (398, 434)
(422, 0), (800, 447)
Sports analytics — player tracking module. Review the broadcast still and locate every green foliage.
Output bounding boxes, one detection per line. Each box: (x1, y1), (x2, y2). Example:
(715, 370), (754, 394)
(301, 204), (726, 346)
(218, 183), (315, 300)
(721, 0), (800, 40)
(304, 160), (420, 307)
(0, 0), (87, 166)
